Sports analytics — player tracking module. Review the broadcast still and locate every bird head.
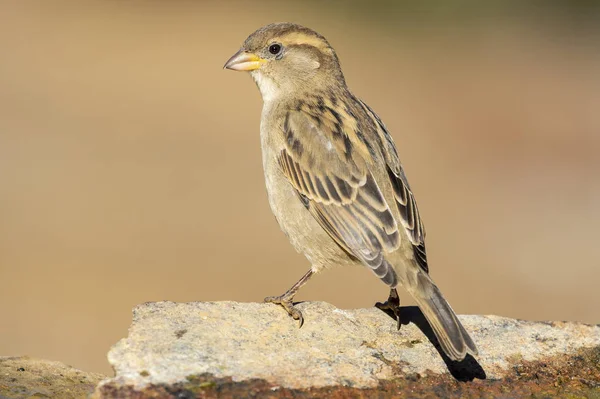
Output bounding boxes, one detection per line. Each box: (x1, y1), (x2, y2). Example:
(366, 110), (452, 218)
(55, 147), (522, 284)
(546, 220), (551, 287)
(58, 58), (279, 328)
(224, 23), (346, 102)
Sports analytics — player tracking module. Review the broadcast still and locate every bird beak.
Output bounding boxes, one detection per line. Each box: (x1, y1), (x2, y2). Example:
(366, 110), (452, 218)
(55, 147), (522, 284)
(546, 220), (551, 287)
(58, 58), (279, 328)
(223, 49), (265, 71)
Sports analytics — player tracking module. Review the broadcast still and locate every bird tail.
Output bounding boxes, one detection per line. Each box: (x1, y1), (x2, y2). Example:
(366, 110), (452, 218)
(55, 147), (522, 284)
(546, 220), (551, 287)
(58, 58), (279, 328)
(409, 271), (478, 361)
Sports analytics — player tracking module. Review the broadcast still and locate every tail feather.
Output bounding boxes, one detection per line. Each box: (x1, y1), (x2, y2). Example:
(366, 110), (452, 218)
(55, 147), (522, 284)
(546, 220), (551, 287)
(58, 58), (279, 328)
(410, 272), (478, 361)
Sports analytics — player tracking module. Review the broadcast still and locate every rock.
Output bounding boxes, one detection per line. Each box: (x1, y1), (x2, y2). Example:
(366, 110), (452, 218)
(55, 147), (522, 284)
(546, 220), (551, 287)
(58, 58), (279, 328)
(0, 356), (105, 399)
(93, 301), (600, 398)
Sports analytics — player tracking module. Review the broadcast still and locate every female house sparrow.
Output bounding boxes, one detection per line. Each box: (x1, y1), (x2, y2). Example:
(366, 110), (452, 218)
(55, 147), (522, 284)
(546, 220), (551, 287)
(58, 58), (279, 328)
(224, 23), (477, 361)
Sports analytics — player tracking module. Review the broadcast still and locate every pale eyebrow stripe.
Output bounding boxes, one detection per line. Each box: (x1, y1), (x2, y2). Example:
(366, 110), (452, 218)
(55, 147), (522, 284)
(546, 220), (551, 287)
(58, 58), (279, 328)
(278, 32), (331, 53)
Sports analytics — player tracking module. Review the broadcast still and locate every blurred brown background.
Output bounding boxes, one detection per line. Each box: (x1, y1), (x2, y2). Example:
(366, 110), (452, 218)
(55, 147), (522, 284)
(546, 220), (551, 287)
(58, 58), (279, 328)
(1, 0), (599, 376)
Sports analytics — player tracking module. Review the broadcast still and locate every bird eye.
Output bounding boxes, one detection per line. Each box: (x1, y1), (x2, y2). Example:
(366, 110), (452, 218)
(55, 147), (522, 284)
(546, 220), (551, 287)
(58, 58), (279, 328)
(268, 43), (282, 55)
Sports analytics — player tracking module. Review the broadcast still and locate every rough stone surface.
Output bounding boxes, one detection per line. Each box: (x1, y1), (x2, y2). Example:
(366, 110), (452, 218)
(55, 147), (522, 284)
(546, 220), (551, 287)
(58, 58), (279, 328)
(93, 301), (600, 398)
(0, 356), (105, 399)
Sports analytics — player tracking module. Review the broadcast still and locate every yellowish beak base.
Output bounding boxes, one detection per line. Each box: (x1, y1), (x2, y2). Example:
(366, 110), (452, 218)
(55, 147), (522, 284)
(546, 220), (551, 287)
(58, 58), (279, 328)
(224, 50), (265, 71)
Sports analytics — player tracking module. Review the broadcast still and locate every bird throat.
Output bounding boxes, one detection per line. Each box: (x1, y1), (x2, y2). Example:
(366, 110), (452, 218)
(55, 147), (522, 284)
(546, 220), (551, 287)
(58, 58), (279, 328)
(251, 71), (281, 104)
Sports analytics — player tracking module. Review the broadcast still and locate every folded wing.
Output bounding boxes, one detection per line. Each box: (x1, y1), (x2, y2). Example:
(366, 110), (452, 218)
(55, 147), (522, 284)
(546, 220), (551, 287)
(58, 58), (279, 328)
(278, 110), (401, 286)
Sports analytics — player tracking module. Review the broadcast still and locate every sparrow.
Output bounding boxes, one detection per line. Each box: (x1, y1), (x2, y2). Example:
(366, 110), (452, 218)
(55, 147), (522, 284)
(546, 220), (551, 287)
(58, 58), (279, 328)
(224, 23), (477, 361)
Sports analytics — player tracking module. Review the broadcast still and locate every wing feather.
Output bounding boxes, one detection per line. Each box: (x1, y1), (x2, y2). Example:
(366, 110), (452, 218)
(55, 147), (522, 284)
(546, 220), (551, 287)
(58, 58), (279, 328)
(356, 99), (429, 273)
(278, 109), (401, 285)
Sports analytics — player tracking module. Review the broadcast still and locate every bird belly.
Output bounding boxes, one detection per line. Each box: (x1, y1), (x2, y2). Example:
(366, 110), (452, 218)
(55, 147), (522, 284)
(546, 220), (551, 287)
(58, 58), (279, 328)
(262, 152), (355, 272)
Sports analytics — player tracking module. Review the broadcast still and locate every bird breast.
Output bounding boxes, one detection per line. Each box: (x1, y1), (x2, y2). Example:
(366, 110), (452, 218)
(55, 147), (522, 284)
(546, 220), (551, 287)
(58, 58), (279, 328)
(259, 113), (356, 272)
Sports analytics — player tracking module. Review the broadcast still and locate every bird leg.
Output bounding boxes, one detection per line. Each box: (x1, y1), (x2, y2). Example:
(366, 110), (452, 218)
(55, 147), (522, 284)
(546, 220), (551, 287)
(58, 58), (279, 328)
(376, 288), (402, 330)
(264, 269), (313, 328)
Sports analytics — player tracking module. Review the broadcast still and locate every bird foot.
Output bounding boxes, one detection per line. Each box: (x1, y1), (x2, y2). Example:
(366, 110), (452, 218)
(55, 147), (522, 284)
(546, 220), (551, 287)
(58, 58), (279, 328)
(264, 295), (304, 328)
(376, 290), (402, 330)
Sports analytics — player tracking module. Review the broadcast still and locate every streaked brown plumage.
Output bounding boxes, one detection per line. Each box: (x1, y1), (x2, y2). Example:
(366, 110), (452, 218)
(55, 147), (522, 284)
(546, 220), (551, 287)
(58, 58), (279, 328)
(224, 22), (477, 361)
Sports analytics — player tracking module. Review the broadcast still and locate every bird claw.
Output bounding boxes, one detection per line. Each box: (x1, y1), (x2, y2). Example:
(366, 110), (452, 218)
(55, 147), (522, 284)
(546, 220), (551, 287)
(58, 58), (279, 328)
(264, 295), (304, 328)
(376, 290), (401, 330)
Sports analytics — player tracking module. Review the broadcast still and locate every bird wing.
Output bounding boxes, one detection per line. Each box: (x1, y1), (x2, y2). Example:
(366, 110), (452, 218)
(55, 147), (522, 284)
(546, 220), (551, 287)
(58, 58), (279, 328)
(277, 109), (401, 286)
(356, 99), (429, 273)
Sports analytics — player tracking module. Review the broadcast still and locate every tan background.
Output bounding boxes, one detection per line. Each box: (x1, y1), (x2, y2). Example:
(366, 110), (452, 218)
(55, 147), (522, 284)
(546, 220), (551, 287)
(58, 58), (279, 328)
(1, 1), (599, 376)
